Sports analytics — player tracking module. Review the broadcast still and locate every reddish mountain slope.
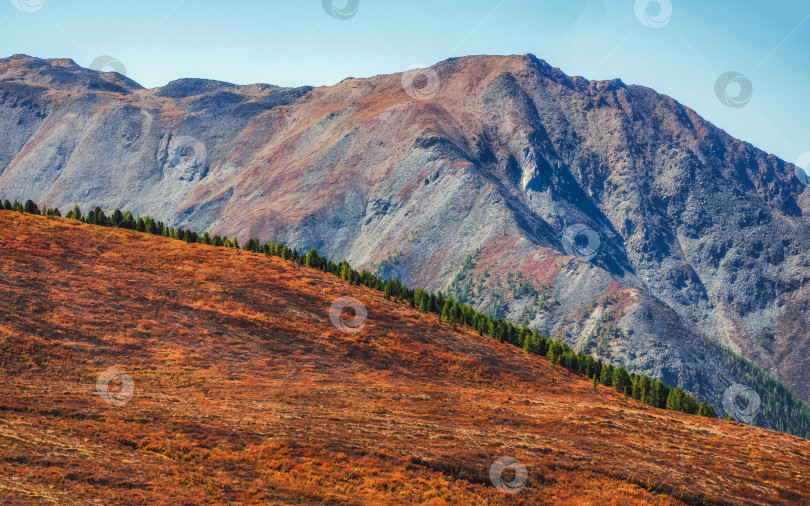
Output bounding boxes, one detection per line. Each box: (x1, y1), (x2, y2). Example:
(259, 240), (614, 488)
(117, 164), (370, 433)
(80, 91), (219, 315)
(0, 212), (809, 504)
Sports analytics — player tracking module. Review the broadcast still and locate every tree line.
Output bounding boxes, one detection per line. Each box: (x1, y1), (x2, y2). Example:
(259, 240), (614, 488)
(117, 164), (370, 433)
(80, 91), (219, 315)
(707, 336), (810, 438)
(268, 245), (716, 417)
(0, 200), (243, 248)
(24, 200), (810, 436)
(10, 199), (782, 424)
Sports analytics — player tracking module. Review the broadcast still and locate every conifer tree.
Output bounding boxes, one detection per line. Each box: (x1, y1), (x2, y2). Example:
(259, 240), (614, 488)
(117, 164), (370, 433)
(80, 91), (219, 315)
(123, 211), (135, 229)
(441, 299), (454, 323)
(305, 249), (322, 267)
(600, 364), (614, 386)
(111, 210), (124, 227)
(523, 331), (543, 355)
(90, 207), (108, 226)
(24, 200), (39, 215)
(428, 293), (438, 313)
(666, 387), (699, 415)
(697, 401), (716, 418)
(612, 367), (632, 396)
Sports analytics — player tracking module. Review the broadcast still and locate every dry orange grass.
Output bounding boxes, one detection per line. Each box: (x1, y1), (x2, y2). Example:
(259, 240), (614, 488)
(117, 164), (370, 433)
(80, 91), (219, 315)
(1, 212), (809, 504)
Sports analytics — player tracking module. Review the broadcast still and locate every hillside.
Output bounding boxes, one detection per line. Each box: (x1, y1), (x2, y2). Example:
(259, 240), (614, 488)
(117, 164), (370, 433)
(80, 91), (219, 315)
(2, 53), (810, 415)
(1, 212), (809, 504)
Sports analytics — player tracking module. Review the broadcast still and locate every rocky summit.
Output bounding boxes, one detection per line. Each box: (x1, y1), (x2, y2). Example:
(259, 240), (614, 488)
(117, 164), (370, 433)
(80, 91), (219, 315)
(2, 53), (809, 423)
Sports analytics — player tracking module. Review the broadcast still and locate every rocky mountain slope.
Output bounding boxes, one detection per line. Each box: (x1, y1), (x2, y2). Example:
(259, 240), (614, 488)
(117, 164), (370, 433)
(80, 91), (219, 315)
(1, 53), (809, 417)
(2, 212), (810, 504)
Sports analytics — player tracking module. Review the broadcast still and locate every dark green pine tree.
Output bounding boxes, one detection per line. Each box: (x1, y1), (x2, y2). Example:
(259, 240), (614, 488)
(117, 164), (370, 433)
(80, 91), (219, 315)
(418, 297), (428, 313)
(614, 367), (634, 396)
(666, 387), (699, 415)
(697, 401), (716, 418)
(23, 200), (40, 215)
(441, 299), (454, 324)
(93, 207), (109, 226)
(600, 364), (614, 386)
(523, 331), (543, 355)
(68, 204), (82, 221)
(111, 209), (124, 227)
(123, 211), (135, 229)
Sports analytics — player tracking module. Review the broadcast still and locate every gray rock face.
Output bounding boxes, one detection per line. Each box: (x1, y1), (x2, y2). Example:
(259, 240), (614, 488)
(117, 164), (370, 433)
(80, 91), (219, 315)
(2, 53), (810, 418)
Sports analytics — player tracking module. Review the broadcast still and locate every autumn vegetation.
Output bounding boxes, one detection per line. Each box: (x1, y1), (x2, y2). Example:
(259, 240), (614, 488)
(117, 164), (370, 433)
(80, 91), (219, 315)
(2, 207), (810, 504)
(2, 200), (718, 418)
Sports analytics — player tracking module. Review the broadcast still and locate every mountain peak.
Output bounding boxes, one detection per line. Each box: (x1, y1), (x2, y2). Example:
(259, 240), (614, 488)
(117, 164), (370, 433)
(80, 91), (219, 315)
(427, 53), (624, 94)
(0, 53), (143, 93)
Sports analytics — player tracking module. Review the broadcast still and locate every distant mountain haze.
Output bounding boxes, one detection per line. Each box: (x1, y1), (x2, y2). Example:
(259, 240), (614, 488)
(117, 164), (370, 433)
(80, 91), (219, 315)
(2, 53), (809, 421)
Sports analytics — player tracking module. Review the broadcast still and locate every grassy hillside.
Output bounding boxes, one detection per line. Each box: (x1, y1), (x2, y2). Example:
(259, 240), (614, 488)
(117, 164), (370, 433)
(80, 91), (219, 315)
(1, 211), (810, 504)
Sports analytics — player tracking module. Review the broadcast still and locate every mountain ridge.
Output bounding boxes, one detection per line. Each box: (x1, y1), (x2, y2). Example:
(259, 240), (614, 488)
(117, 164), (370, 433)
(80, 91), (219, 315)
(1, 52), (809, 420)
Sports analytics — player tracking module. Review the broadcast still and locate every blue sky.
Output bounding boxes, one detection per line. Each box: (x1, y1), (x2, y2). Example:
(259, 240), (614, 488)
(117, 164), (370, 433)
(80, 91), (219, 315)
(1, 0), (808, 165)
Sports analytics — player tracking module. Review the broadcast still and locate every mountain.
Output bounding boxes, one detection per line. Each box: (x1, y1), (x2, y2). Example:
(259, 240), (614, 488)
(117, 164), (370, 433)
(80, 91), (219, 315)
(2, 211), (810, 504)
(2, 53), (810, 420)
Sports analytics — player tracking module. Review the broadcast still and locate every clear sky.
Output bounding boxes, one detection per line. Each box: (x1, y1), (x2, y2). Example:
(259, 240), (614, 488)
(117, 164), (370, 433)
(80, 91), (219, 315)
(1, 0), (808, 165)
